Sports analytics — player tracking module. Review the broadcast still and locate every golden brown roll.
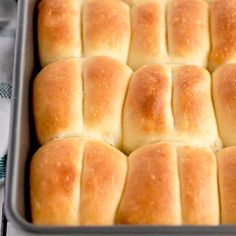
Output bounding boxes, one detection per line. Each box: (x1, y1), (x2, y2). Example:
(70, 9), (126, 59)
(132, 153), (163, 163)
(82, 0), (131, 63)
(210, 0), (236, 70)
(116, 142), (181, 225)
(172, 66), (221, 150)
(178, 146), (219, 225)
(213, 64), (236, 147)
(33, 59), (83, 145)
(80, 140), (127, 225)
(30, 138), (84, 225)
(38, 0), (82, 67)
(30, 137), (127, 225)
(123, 64), (221, 154)
(33, 56), (132, 147)
(128, 0), (167, 70)
(217, 147), (236, 224)
(167, 0), (210, 67)
(82, 56), (132, 147)
(122, 64), (174, 153)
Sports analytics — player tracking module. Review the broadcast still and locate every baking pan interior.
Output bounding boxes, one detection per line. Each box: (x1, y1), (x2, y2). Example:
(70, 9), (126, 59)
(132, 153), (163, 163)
(4, 0), (236, 234)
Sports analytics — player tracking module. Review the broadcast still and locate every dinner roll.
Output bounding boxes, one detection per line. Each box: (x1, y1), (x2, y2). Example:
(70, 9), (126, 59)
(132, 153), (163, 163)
(38, 0), (82, 67)
(80, 140), (127, 225)
(30, 137), (127, 225)
(82, 56), (132, 148)
(178, 146), (219, 225)
(33, 59), (83, 145)
(83, 0), (131, 63)
(167, 0), (210, 67)
(30, 138), (84, 225)
(33, 57), (132, 147)
(213, 64), (236, 147)
(172, 66), (220, 149)
(123, 64), (221, 154)
(217, 147), (236, 224)
(116, 142), (181, 225)
(210, 0), (236, 70)
(128, 0), (167, 70)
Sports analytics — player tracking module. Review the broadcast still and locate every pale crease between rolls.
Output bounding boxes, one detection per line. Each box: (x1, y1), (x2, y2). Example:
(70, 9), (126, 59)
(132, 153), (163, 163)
(39, 0), (236, 69)
(31, 139), (220, 225)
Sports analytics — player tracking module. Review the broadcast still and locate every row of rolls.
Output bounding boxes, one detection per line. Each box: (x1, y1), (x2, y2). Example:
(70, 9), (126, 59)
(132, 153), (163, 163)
(33, 0), (236, 226)
(39, 0), (235, 70)
(33, 56), (236, 154)
(31, 137), (236, 225)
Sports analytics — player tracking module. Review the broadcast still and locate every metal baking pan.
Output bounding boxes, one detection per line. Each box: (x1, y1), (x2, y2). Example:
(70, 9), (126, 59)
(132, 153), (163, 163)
(4, 0), (236, 235)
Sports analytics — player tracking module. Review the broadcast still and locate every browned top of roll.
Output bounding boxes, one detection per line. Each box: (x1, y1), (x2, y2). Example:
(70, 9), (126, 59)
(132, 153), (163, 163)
(178, 146), (219, 225)
(116, 142), (181, 225)
(33, 59), (83, 144)
(83, 56), (131, 127)
(80, 140), (127, 225)
(210, 0), (236, 70)
(168, 0), (209, 61)
(83, 0), (130, 62)
(30, 138), (84, 225)
(38, 0), (81, 67)
(123, 65), (172, 134)
(173, 65), (213, 133)
(131, 1), (163, 53)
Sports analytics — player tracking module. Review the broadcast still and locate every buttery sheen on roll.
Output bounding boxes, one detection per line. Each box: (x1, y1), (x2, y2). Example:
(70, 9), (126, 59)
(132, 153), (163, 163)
(123, 64), (221, 154)
(116, 142), (219, 225)
(33, 57), (132, 147)
(30, 137), (127, 225)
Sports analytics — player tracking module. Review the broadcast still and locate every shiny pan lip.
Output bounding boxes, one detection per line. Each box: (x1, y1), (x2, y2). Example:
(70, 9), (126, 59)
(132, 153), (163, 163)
(4, 0), (236, 234)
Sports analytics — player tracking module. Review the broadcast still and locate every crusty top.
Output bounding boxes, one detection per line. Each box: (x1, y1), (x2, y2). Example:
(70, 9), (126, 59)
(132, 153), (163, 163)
(33, 59), (83, 144)
(210, 0), (236, 70)
(38, 0), (81, 67)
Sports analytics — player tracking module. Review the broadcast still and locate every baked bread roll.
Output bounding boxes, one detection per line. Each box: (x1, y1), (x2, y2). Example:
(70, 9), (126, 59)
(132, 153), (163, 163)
(210, 0), (236, 70)
(30, 138), (84, 225)
(167, 0), (210, 67)
(128, 0), (167, 70)
(83, 0), (130, 63)
(116, 142), (181, 225)
(30, 137), (127, 225)
(213, 64), (236, 147)
(178, 146), (219, 225)
(33, 59), (83, 145)
(33, 56), (132, 147)
(123, 64), (221, 153)
(38, 0), (82, 67)
(116, 142), (219, 225)
(217, 147), (236, 224)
